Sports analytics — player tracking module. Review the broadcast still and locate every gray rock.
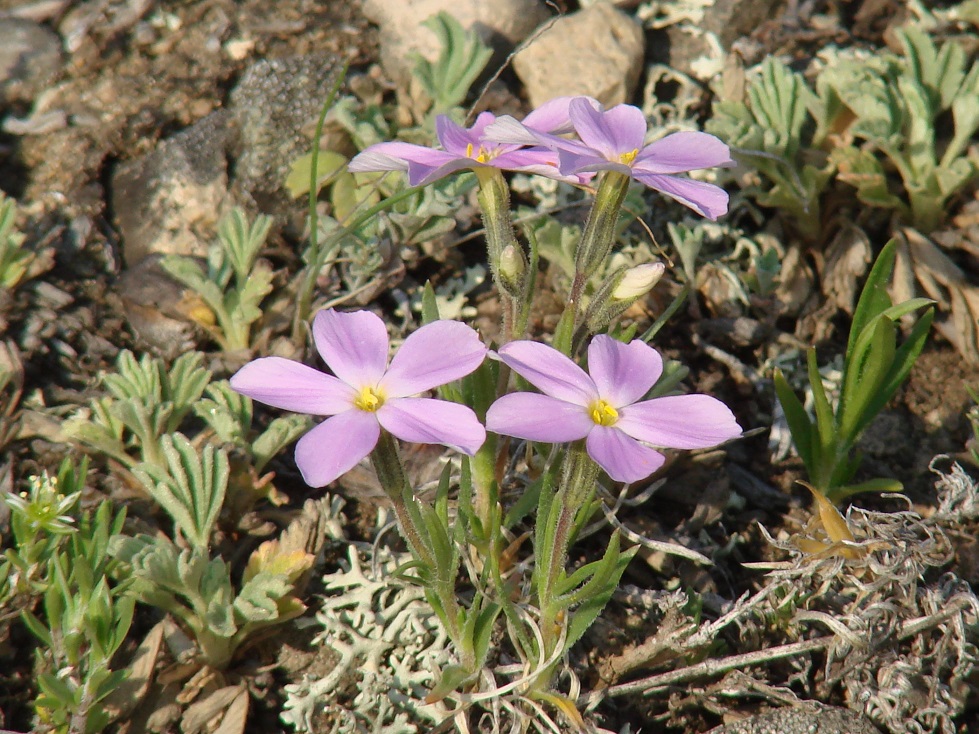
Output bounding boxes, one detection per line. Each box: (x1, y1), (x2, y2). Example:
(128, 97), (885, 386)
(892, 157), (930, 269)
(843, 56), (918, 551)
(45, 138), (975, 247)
(513, 2), (644, 108)
(706, 706), (882, 734)
(228, 55), (341, 220)
(656, 24), (715, 80)
(111, 110), (232, 265)
(362, 0), (550, 89)
(701, 0), (785, 49)
(114, 254), (207, 359)
(0, 18), (62, 104)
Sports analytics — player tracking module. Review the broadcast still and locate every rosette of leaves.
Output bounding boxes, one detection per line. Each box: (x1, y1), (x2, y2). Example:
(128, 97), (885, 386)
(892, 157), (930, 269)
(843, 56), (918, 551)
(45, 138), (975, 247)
(108, 434), (313, 669)
(161, 208), (274, 352)
(711, 26), (979, 239)
(820, 27), (979, 234)
(774, 239), (933, 504)
(64, 350), (210, 470)
(708, 57), (834, 241)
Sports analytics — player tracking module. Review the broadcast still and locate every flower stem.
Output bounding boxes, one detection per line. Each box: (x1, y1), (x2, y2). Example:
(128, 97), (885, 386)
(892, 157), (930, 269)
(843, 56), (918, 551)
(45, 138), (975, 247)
(371, 431), (435, 569)
(476, 168), (527, 343)
(570, 171), (631, 309)
(535, 442), (600, 687)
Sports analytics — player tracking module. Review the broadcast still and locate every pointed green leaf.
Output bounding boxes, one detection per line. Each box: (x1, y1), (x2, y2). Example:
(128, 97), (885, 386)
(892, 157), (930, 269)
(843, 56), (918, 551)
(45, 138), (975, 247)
(773, 368), (815, 471)
(563, 546), (638, 652)
(839, 316), (896, 443)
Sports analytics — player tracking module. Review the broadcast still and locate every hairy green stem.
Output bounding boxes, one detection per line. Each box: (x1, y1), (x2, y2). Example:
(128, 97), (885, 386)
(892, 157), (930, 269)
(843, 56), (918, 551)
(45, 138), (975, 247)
(536, 442), (600, 682)
(570, 171), (630, 308)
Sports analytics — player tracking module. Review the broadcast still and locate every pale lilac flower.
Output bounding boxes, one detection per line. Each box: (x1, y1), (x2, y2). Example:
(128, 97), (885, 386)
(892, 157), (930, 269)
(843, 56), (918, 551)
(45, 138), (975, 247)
(485, 97), (732, 220)
(486, 336), (741, 483)
(348, 97), (586, 186)
(231, 309), (487, 488)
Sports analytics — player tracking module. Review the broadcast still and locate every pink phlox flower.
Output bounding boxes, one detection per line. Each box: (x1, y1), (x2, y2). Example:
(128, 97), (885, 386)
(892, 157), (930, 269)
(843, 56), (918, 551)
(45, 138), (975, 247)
(348, 97), (588, 186)
(230, 309), (487, 488)
(486, 335), (742, 483)
(484, 97), (733, 220)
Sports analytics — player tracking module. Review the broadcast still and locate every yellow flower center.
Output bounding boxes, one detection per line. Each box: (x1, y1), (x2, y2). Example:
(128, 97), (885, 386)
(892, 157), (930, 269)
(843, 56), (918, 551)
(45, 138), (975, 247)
(590, 400), (619, 427)
(619, 148), (639, 165)
(466, 142), (493, 164)
(354, 386), (385, 412)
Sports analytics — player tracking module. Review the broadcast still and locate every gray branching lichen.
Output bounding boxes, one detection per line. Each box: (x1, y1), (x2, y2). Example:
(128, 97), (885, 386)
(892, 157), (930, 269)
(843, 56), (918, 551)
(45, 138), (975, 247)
(759, 460), (979, 734)
(281, 514), (454, 733)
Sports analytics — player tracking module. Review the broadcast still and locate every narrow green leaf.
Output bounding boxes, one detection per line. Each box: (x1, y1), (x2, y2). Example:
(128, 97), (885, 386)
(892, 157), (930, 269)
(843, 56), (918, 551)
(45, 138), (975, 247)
(563, 546), (637, 651)
(849, 239), (897, 364)
(805, 349), (837, 469)
(839, 316), (896, 443)
(826, 477), (904, 504)
(850, 306), (933, 438)
(421, 281), (441, 324)
(773, 368), (815, 471)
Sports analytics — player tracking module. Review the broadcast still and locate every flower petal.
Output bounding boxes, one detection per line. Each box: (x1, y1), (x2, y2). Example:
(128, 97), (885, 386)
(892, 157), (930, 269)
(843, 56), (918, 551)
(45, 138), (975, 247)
(587, 336), (663, 408)
(437, 113), (491, 154)
(632, 173), (729, 220)
(586, 426), (665, 483)
(634, 132), (732, 174)
(486, 393), (593, 443)
(381, 320), (487, 397)
(378, 397), (486, 455)
(557, 149), (633, 177)
(569, 98), (647, 159)
(496, 341), (598, 406)
(617, 394), (742, 449)
(407, 158), (480, 187)
(230, 357), (356, 415)
(294, 411), (380, 487)
(348, 141), (450, 173)
(312, 309), (389, 388)
(523, 96), (577, 134)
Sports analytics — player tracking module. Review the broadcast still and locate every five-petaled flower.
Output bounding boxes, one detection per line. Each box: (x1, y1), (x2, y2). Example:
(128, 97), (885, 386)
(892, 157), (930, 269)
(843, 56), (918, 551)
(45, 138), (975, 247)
(486, 335), (742, 483)
(485, 97), (732, 220)
(348, 97), (588, 186)
(230, 309), (487, 488)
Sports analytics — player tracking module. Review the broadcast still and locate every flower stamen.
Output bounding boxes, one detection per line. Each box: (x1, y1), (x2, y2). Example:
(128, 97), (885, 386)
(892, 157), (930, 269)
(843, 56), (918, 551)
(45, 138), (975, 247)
(619, 148), (639, 165)
(355, 386), (384, 412)
(590, 399), (619, 427)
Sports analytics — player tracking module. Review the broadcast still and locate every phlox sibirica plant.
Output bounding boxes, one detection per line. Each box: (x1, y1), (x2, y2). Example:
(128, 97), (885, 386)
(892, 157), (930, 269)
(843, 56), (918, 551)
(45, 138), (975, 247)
(234, 94), (740, 723)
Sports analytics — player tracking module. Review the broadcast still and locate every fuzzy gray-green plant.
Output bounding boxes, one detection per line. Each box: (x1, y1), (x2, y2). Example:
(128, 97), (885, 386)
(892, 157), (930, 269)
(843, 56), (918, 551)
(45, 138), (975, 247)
(709, 25), (979, 237)
(64, 350), (211, 470)
(161, 208), (274, 352)
(109, 434), (313, 670)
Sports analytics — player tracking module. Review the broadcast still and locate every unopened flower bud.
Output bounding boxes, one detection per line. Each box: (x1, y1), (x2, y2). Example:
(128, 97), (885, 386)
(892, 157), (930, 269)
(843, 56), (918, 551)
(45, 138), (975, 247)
(612, 262), (665, 301)
(585, 262), (666, 334)
(498, 244), (526, 297)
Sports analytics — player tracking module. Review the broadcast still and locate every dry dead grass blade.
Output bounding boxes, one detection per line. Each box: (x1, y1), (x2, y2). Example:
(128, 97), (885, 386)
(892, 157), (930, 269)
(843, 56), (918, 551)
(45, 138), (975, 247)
(102, 621), (165, 722)
(892, 227), (979, 363)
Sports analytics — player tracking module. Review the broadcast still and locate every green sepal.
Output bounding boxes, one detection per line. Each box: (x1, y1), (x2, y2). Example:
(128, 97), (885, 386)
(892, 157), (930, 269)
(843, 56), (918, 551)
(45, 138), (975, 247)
(552, 305), (576, 356)
(421, 281), (441, 324)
